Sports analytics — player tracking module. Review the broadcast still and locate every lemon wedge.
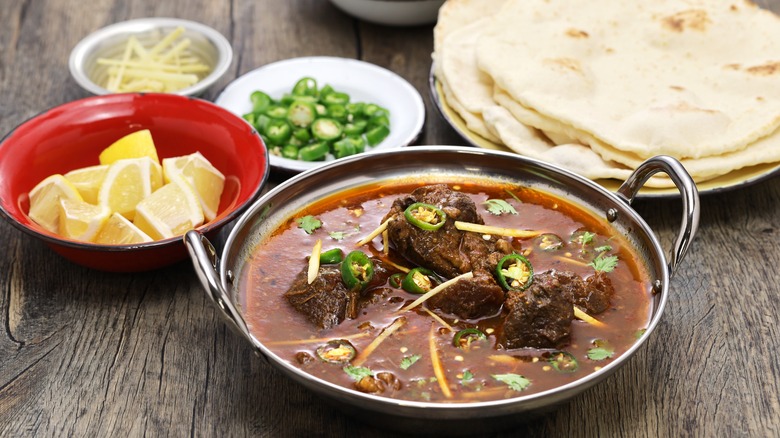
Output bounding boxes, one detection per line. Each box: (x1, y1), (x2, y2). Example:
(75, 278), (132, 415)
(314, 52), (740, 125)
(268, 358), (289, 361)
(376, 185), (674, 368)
(94, 212), (153, 245)
(162, 152), (225, 221)
(99, 129), (160, 165)
(133, 179), (204, 240)
(98, 157), (163, 221)
(28, 174), (84, 233)
(64, 164), (109, 204)
(58, 198), (111, 242)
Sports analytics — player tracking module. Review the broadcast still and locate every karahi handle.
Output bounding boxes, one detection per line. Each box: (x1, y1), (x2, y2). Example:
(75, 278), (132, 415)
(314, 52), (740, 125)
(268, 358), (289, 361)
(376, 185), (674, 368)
(184, 230), (261, 355)
(616, 155), (700, 277)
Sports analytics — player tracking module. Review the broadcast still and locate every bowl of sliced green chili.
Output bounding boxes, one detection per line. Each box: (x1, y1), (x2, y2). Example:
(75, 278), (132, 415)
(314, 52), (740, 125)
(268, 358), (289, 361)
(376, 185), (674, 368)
(214, 57), (425, 174)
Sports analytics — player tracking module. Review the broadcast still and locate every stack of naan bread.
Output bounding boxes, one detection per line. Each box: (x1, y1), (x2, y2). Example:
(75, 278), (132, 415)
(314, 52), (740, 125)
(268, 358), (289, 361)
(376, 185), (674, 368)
(432, 0), (780, 187)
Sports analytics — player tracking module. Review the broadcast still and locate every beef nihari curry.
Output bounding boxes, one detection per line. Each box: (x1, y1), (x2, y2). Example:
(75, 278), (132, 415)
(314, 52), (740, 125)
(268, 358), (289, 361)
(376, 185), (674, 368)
(242, 181), (653, 403)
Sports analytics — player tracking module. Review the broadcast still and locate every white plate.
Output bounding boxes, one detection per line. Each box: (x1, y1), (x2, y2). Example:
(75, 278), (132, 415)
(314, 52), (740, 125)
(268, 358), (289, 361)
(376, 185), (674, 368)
(214, 56), (425, 173)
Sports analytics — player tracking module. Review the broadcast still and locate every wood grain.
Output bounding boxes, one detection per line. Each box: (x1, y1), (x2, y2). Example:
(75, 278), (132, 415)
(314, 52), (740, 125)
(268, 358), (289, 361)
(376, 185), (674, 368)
(1, 1), (779, 437)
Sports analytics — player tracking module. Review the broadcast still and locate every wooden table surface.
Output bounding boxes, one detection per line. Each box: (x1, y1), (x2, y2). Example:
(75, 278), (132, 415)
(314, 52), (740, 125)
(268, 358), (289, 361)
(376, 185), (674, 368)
(1, 1), (779, 436)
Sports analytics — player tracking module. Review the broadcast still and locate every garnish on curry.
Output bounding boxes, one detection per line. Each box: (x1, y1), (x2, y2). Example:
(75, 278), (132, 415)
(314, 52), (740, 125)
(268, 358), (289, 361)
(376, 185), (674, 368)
(242, 181), (653, 403)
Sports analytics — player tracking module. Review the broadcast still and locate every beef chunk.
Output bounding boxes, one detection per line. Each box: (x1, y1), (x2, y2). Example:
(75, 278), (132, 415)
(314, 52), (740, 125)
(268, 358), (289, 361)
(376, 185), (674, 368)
(500, 271), (580, 349)
(575, 271), (614, 314)
(285, 257), (394, 329)
(427, 270), (505, 320)
(285, 265), (349, 329)
(383, 184), (511, 278)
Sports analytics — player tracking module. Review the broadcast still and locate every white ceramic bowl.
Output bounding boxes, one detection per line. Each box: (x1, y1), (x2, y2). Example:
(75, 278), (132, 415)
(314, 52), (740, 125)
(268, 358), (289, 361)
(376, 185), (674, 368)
(214, 56), (425, 174)
(330, 0), (445, 26)
(69, 17), (232, 96)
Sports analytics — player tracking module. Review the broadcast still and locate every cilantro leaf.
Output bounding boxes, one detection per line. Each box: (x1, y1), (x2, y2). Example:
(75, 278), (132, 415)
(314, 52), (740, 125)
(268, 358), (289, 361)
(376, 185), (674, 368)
(492, 373), (531, 392)
(400, 354), (421, 370)
(589, 255), (618, 272)
(329, 231), (345, 241)
(296, 215), (322, 234)
(594, 245), (613, 253)
(461, 369), (474, 385)
(587, 339), (615, 361)
(343, 365), (373, 381)
(577, 231), (596, 245)
(484, 199), (517, 216)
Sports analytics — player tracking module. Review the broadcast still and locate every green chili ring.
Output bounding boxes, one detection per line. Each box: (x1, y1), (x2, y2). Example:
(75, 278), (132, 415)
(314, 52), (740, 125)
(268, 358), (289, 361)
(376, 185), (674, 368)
(404, 202), (447, 231)
(548, 351), (579, 373)
(292, 77), (318, 97)
(319, 248), (344, 264)
(389, 273), (405, 289)
(453, 328), (487, 348)
(496, 253), (534, 291)
(401, 267), (439, 294)
(341, 250), (374, 290)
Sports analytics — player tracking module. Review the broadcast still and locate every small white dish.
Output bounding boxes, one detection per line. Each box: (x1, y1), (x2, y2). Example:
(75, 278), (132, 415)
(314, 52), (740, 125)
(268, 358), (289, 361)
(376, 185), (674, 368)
(329, 0), (446, 26)
(215, 56), (425, 174)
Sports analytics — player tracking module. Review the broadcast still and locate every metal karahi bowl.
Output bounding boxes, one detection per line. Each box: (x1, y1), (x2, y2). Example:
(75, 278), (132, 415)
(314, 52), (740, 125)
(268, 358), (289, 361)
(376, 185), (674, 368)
(185, 147), (699, 434)
(69, 17), (232, 97)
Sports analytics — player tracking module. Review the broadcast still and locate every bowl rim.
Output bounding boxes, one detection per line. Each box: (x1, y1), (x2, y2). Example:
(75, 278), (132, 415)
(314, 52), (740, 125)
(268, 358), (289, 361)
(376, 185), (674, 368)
(0, 92), (269, 254)
(68, 17), (233, 97)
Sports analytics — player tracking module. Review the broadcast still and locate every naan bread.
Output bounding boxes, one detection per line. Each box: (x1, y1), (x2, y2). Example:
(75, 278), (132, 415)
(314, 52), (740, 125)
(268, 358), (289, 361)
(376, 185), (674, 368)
(476, 0), (780, 160)
(493, 87), (780, 183)
(481, 104), (676, 187)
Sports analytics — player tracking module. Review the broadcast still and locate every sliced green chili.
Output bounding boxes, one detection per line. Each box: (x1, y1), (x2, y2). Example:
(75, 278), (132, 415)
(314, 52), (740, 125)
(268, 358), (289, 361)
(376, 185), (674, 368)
(254, 114), (271, 133)
(319, 248), (344, 264)
(265, 105), (289, 119)
(341, 251), (374, 290)
(365, 124), (390, 146)
(332, 138), (356, 159)
(319, 84), (334, 98)
(250, 91), (272, 114)
(363, 103), (386, 117)
(287, 101), (317, 128)
(292, 127), (311, 142)
(323, 91), (350, 105)
(346, 102), (364, 117)
(548, 351), (579, 373)
(246, 78), (391, 162)
(316, 339), (356, 363)
(281, 144), (299, 159)
(404, 203), (446, 231)
(368, 114), (390, 128)
(298, 142), (329, 161)
(453, 328), (487, 349)
(292, 77), (318, 97)
(389, 273), (405, 288)
(344, 120), (367, 137)
(311, 118), (343, 141)
(265, 119), (292, 145)
(401, 267), (438, 294)
(327, 104), (348, 121)
(496, 253), (533, 291)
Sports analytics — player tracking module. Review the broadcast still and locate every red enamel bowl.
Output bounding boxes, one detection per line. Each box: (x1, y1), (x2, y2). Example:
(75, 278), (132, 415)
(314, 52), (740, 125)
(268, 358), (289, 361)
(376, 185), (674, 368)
(0, 93), (269, 272)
